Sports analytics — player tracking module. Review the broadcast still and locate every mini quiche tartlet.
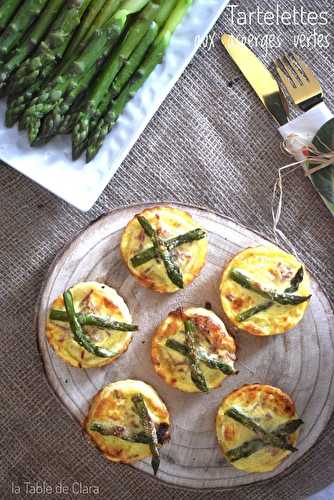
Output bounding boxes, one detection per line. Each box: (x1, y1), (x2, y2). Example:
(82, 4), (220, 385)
(46, 281), (137, 368)
(85, 380), (170, 474)
(220, 246), (311, 336)
(152, 307), (237, 393)
(120, 206), (208, 293)
(216, 384), (303, 473)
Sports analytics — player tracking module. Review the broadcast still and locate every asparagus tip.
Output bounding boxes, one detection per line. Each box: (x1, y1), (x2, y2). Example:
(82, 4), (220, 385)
(152, 456), (160, 476)
(86, 147), (97, 163)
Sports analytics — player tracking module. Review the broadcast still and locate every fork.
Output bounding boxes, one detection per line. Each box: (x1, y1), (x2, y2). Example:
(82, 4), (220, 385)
(275, 54), (323, 112)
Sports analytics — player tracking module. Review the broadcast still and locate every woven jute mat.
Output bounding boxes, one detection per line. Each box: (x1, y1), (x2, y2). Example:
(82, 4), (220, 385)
(1, 0), (333, 498)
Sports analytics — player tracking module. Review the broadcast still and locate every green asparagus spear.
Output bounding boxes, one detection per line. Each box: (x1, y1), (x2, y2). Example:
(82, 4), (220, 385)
(63, 290), (117, 358)
(8, 0), (92, 97)
(284, 267), (304, 294)
(132, 394), (160, 475)
(0, 0), (49, 61)
(49, 309), (138, 331)
(71, 0), (164, 158)
(91, 421), (169, 444)
(165, 338), (236, 375)
(0, 0), (64, 92)
(196, 347), (236, 374)
(229, 269), (311, 306)
(131, 228), (206, 267)
(165, 229), (207, 248)
(90, 422), (152, 443)
(63, 0), (108, 60)
(137, 215), (184, 288)
(86, 0), (192, 162)
(160, 249), (184, 289)
(236, 301), (273, 322)
(226, 408), (268, 435)
(272, 419), (304, 438)
(226, 438), (266, 462)
(236, 266), (307, 322)
(225, 408), (297, 452)
(226, 418), (303, 462)
(184, 319), (209, 392)
(0, 0), (22, 33)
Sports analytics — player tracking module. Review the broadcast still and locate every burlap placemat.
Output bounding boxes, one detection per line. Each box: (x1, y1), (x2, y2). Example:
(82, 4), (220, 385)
(1, 0), (333, 498)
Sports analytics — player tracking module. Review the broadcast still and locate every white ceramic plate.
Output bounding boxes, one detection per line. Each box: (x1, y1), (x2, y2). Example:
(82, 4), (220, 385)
(0, 1), (229, 211)
(36, 203), (334, 489)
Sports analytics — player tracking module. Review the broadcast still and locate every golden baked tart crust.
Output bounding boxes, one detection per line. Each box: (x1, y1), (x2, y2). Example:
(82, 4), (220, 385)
(220, 246), (311, 336)
(216, 384), (302, 473)
(85, 380), (170, 464)
(152, 307), (237, 393)
(46, 282), (134, 368)
(121, 206), (208, 293)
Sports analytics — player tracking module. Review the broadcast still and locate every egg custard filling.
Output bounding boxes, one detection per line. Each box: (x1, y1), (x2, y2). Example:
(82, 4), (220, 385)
(85, 380), (170, 474)
(152, 307), (237, 393)
(220, 246), (311, 336)
(46, 282), (137, 368)
(121, 206), (208, 293)
(216, 384), (303, 473)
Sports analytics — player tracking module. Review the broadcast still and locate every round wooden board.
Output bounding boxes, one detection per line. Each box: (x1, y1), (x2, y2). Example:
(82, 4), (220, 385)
(37, 203), (334, 489)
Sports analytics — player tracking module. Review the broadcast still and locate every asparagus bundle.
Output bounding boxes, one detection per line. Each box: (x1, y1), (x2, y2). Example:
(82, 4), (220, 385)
(0, 0), (192, 162)
(86, 0), (192, 162)
(71, 0), (177, 159)
(5, 0), (93, 127)
(22, 0), (150, 144)
(0, 0), (50, 62)
(0, 0), (65, 92)
(0, 0), (22, 33)
(63, 0), (110, 60)
(40, 0), (161, 146)
(55, 18), (158, 139)
(10, 0), (93, 92)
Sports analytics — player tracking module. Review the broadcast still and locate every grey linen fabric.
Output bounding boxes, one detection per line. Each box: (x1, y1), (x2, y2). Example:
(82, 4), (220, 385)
(1, 0), (333, 498)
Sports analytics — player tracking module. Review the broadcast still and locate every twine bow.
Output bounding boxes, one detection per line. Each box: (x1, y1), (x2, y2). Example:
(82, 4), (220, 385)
(272, 133), (334, 255)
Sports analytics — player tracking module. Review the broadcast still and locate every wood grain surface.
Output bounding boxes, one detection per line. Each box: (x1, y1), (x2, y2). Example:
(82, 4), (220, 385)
(36, 203), (334, 489)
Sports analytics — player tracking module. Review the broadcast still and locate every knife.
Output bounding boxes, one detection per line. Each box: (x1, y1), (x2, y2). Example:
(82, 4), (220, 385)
(221, 34), (289, 126)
